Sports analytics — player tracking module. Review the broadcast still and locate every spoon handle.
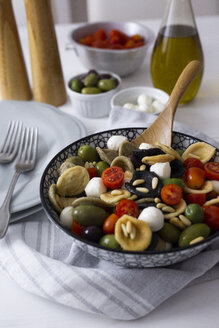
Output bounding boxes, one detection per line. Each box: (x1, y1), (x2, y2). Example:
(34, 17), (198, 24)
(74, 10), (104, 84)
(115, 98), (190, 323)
(166, 60), (202, 115)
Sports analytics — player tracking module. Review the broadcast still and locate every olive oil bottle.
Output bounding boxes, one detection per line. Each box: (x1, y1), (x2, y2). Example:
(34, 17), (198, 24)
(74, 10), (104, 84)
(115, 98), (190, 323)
(151, 0), (204, 104)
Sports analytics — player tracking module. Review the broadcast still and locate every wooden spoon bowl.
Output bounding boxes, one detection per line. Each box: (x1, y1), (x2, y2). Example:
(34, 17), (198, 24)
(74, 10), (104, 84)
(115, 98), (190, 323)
(131, 60), (202, 147)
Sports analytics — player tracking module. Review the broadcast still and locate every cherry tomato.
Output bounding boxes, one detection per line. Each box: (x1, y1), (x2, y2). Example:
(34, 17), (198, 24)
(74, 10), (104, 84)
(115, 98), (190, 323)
(184, 158), (203, 169)
(71, 221), (85, 236)
(87, 167), (97, 179)
(116, 199), (139, 218)
(93, 29), (107, 41)
(161, 184), (182, 205)
(185, 193), (207, 206)
(109, 29), (128, 45)
(101, 166), (124, 189)
(124, 39), (135, 49)
(203, 205), (219, 231)
(185, 167), (206, 189)
(103, 213), (119, 234)
(204, 162), (219, 180)
(91, 39), (108, 48)
(79, 35), (93, 46)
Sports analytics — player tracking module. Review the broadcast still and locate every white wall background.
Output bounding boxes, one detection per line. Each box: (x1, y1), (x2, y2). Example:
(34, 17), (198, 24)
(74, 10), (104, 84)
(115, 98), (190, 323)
(87, 0), (219, 21)
(12, 0), (219, 27)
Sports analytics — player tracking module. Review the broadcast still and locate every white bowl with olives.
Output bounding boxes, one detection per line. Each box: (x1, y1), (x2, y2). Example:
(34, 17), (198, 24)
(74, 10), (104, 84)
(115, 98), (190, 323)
(67, 70), (121, 118)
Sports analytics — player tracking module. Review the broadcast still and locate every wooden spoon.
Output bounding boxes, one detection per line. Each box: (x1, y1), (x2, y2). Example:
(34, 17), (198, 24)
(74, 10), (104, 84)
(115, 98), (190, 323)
(131, 60), (202, 147)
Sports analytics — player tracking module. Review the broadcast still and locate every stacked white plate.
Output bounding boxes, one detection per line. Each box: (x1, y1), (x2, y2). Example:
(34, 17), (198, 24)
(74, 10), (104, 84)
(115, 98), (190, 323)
(0, 101), (86, 223)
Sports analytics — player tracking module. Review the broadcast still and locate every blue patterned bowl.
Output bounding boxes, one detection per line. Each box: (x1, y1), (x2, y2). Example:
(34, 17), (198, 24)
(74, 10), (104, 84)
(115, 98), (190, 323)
(40, 128), (219, 268)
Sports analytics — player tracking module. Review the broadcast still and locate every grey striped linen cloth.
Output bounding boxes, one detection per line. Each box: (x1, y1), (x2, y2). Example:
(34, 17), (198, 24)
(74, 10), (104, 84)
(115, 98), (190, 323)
(0, 107), (218, 321)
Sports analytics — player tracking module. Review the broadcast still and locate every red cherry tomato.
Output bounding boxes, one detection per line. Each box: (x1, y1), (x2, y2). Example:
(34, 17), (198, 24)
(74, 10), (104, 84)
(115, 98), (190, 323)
(93, 29), (107, 41)
(184, 158), (203, 169)
(71, 221), (85, 236)
(109, 29), (128, 45)
(185, 167), (206, 189)
(91, 39), (108, 48)
(116, 199), (139, 218)
(204, 162), (219, 180)
(185, 193), (207, 206)
(101, 166), (124, 189)
(203, 205), (219, 231)
(161, 184), (182, 205)
(87, 167), (97, 179)
(79, 35), (93, 46)
(103, 213), (119, 234)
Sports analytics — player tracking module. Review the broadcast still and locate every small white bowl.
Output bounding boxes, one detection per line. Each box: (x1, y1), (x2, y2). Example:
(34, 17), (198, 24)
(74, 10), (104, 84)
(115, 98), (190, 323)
(67, 71), (121, 118)
(111, 86), (169, 115)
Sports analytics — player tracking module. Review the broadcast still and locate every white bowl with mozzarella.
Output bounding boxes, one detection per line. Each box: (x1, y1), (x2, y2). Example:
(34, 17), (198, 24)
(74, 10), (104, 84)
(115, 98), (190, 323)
(111, 86), (169, 115)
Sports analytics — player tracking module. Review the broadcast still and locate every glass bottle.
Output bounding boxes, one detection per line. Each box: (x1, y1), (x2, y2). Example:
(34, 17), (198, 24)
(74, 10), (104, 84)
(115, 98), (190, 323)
(150, 0), (204, 104)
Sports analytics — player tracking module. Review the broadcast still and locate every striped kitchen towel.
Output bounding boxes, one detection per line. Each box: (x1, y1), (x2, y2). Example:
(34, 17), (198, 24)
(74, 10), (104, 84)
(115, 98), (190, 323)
(0, 106), (219, 320)
(0, 214), (219, 320)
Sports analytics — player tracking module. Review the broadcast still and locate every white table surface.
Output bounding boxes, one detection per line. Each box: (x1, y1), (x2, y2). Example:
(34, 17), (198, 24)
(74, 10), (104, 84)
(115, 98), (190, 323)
(1, 15), (219, 328)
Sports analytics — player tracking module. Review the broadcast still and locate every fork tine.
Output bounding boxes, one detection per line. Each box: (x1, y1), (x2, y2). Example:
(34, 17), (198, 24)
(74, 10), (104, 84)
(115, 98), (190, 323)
(0, 121), (23, 162)
(31, 128), (38, 165)
(16, 126), (26, 162)
(0, 121), (14, 152)
(7, 121), (23, 155)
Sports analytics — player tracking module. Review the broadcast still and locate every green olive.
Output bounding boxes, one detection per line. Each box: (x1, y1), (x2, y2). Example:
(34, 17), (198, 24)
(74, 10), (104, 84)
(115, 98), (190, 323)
(77, 145), (99, 162)
(184, 204), (204, 224)
(84, 73), (99, 87)
(163, 178), (185, 190)
(99, 234), (120, 249)
(98, 78), (118, 91)
(81, 87), (102, 94)
(178, 223), (210, 247)
(95, 161), (109, 176)
(70, 78), (83, 93)
(72, 205), (108, 226)
(158, 222), (181, 244)
(176, 149), (184, 156)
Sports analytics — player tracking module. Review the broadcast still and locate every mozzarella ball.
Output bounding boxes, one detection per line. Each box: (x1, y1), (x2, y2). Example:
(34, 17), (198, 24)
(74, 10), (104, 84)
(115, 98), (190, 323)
(138, 207), (164, 232)
(211, 180), (219, 194)
(138, 104), (152, 113)
(85, 177), (107, 197)
(107, 135), (128, 151)
(150, 162), (171, 179)
(139, 142), (154, 150)
(137, 94), (153, 107)
(123, 103), (139, 110)
(60, 206), (73, 229)
(152, 99), (165, 113)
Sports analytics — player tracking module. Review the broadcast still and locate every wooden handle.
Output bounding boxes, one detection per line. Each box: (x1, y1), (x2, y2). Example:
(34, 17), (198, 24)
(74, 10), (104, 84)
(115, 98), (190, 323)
(167, 60), (202, 115)
(0, 0), (31, 100)
(24, 0), (67, 106)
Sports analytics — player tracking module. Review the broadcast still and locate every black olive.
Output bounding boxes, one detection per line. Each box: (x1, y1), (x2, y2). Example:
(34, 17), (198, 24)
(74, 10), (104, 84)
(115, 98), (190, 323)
(133, 148), (165, 160)
(170, 159), (185, 178)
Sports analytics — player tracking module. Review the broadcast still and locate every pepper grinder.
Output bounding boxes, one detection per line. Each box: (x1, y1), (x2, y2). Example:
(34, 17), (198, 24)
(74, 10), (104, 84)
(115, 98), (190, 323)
(0, 0), (31, 100)
(24, 0), (67, 106)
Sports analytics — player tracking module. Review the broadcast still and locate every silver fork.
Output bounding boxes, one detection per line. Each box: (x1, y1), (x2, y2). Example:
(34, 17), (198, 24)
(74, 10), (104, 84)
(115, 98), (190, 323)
(0, 121), (23, 163)
(0, 126), (38, 238)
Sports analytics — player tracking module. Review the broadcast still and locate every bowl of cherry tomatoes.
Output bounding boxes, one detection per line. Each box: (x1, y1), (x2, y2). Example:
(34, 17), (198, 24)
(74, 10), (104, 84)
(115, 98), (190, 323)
(69, 21), (154, 76)
(40, 128), (219, 268)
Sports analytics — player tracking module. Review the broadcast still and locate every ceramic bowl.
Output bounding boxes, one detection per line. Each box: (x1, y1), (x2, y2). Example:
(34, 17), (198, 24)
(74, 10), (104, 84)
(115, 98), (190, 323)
(111, 86), (169, 115)
(40, 128), (219, 268)
(67, 71), (121, 118)
(69, 21), (154, 76)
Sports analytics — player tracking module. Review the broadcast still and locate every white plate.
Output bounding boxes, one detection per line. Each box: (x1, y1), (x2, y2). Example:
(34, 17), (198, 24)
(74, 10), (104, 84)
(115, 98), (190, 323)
(0, 101), (86, 213)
